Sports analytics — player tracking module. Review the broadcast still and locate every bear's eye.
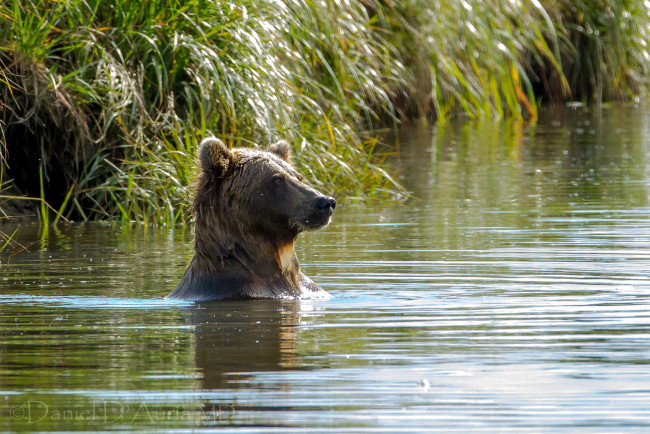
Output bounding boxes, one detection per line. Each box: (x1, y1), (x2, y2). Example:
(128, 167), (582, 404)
(273, 175), (285, 185)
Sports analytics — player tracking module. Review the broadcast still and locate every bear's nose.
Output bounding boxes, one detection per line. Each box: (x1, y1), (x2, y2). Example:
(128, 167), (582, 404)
(316, 196), (336, 214)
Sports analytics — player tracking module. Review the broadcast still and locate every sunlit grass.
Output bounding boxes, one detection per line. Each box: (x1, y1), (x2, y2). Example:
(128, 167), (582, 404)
(553, 0), (650, 101)
(390, 0), (650, 121)
(0, 0), (405, 224)
(0, 0), (648, 224)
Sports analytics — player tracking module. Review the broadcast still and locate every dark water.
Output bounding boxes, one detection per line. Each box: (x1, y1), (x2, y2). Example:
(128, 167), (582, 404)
(2, 105), (650, 430)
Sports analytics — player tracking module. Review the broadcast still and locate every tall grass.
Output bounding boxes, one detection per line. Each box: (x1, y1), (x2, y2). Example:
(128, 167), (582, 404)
(390, 0), (650, 121)
(0, 0), (649, 224)
(553, 0), (650, 102)
(0, 0), (404, 224)
(388, 0), (559, 120)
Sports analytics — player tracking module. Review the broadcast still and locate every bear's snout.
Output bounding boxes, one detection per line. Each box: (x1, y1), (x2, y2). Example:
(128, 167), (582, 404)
(316, 196), (336, 216)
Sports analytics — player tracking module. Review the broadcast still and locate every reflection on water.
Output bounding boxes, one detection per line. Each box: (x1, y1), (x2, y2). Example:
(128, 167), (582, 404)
(193, 301), (301, 389)
(1, 105), (650, 429)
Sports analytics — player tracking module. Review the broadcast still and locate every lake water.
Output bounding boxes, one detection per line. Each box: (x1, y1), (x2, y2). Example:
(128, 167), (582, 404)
(1, 105), (650, 431)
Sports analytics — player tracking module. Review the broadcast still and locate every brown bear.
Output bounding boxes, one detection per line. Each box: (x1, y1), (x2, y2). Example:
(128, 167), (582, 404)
(167, 137), (336, 301)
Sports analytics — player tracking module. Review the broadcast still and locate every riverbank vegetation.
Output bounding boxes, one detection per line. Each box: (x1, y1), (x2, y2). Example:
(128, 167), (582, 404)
(1, 0), (649, 224)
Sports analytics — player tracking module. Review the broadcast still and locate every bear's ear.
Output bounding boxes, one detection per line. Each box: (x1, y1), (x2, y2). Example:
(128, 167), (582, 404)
(198, 137), (232, 177)
(267, 140), (292, 163)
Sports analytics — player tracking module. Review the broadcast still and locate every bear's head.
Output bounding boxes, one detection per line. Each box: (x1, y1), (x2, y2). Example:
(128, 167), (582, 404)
(193, 138), (336, 262)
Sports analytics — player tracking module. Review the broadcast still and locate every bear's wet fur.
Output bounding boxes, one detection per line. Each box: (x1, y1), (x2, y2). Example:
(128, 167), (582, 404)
(168, 137), (336, 301)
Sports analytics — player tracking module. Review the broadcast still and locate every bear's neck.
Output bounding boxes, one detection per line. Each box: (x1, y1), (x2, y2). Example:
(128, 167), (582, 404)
(194, 234), (302, 291)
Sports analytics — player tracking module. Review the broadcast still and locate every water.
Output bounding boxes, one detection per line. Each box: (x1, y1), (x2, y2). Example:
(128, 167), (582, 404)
(2, 105), (650, 430)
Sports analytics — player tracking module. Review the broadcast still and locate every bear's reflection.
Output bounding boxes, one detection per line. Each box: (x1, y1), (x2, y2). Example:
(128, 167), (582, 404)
(192, 299), (301, 389)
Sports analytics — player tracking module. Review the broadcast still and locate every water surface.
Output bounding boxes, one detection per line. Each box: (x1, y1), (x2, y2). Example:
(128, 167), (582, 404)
(1, 105), (650, 430)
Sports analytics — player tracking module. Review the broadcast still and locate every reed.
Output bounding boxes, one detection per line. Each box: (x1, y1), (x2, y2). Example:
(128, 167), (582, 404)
(389, 0), (650, 121)
(553, 0), (650, 101)
(0, 227), (17, 257)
